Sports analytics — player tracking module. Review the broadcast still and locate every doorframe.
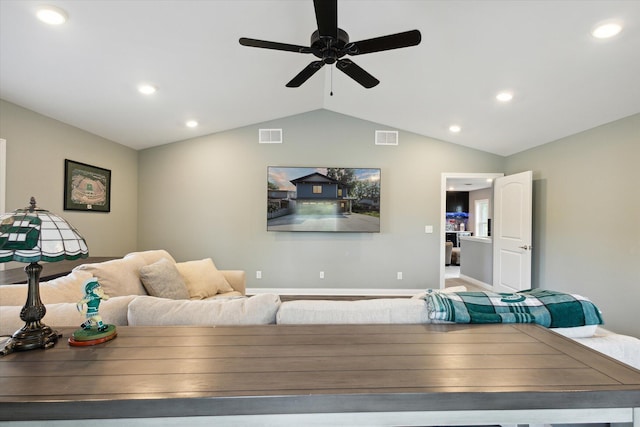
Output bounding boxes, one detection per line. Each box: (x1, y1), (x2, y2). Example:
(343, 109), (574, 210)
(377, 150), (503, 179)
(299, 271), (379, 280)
(0, 139), (6, 271)
(439, 172), (504, 289)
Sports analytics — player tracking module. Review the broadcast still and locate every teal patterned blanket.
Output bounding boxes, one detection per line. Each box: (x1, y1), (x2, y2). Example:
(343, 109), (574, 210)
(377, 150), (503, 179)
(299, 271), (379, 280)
(425, 288), (603, 327)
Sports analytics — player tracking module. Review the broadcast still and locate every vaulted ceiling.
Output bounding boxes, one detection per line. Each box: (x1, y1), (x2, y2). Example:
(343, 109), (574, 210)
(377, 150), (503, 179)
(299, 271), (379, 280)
(1, 1), (638, 156)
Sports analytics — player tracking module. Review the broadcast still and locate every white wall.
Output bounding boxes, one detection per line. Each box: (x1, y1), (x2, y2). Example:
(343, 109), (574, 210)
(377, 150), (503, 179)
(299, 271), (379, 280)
(0, 100), (139, 259)
(138, 109), (504, 292)
(506, 113), (640, 337)
(468, 187), (492, 236)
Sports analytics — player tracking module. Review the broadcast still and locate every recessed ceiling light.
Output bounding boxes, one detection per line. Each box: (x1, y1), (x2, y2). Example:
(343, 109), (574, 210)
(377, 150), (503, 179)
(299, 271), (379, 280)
(449, 125), (461, 133)
(592, 21), (623, 39)
(36, 5), (68, 25)
(496, 91), (513, 102)
(186, 120), (198, 128)
(137, 84), (157, 95)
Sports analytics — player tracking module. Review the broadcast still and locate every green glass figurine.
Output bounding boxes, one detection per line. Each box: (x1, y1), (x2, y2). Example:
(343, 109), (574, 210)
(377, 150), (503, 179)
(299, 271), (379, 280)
(77, 279), (110, 331)
(69, 278), (117, 346)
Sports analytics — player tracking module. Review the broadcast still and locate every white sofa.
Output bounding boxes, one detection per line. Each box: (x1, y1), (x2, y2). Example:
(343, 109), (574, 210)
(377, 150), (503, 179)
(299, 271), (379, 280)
(0, 250), (282, 334)
(1, 250), (639, 370)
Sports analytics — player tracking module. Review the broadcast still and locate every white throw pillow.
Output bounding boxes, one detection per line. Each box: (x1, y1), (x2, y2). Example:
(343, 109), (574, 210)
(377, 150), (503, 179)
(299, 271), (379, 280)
(175, 258), (234, 299)
(139, 258), (190, 300)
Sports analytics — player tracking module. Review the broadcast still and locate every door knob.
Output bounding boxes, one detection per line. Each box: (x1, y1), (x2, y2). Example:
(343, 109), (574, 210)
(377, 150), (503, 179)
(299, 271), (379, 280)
(519, 245), (532, 250)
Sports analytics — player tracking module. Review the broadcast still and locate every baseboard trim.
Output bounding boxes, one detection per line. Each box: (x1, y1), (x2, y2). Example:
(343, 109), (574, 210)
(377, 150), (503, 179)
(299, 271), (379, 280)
(246, 287), (426, 296)
(458, 274), (492, 290)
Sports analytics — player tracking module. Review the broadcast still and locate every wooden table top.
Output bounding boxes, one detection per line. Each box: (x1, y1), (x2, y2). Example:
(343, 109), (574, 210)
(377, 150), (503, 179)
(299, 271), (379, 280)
(1, 323), (639, 422)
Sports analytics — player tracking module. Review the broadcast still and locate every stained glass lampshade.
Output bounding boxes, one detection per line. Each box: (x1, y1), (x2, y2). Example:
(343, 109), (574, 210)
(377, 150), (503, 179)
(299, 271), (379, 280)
(0, 197), (89, 356)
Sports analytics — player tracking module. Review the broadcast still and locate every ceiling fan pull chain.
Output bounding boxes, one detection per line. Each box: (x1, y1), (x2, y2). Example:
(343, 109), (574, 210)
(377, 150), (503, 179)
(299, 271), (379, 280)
(330, 65), (334, 96)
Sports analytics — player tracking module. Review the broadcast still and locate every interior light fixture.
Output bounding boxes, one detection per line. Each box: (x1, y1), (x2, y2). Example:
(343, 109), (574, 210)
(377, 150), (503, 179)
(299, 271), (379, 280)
(449, 125), (461, 133)
(0, 197), (89, 356)
(36, 5), (68, 25)
(591, 21), (623, 39)
(186, 120), (198, 128)
(496, 92), (513, 102)
(137, 84), (157, 95)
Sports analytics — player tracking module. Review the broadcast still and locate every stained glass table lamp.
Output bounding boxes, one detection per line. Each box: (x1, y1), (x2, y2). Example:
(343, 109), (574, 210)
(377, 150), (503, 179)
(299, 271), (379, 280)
(0, 197), (88, 356)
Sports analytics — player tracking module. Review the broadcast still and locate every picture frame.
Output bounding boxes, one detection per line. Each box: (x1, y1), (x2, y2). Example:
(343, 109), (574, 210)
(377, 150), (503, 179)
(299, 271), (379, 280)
(64, 159), (111, 212)
(267, 166), (381, 233)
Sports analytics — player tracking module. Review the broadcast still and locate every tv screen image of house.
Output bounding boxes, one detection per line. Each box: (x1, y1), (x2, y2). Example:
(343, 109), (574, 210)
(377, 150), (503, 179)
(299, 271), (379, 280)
(267, 167), (381, 232)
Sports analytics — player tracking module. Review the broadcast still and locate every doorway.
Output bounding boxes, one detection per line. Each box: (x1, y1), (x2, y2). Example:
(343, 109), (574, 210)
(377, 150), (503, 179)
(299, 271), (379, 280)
(440, 172), (503, 289)
(0, 139), (5, 271)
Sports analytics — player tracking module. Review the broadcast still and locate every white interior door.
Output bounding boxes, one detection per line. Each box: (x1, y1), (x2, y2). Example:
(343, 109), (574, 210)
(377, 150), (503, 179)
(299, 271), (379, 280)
(492, 171), (532, 293)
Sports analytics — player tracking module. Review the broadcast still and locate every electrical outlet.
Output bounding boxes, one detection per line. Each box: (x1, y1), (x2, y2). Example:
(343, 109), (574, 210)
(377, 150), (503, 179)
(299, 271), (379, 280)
(319, 271), (324, 279)
(425, 225), (433, 233)
(397, 272), (403, 280)
(256, 270), (262, 279)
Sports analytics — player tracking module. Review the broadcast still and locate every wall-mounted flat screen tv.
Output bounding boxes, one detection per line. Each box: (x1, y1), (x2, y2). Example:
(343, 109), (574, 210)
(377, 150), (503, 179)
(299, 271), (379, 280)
(267, 167), (381, 232)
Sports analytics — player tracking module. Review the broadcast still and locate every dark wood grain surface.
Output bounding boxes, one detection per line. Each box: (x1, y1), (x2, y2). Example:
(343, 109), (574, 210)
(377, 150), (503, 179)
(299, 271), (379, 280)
(1, 323), (639, 422)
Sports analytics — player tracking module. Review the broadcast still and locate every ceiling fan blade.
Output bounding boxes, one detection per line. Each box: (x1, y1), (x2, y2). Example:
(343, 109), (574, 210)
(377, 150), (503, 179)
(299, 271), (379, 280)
(347, 29), (421, 55)
(313, 0), (338, 38)
(336, 59), (379, 88)
(239, 37), (309, 53)
(286, 61), (325, 87)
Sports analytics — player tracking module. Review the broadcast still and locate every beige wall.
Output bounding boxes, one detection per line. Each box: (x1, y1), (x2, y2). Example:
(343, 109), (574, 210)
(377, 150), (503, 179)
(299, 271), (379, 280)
(0, 100), (139, 262)
(138, 109), (504, 291)
(506, 113), (640, 337)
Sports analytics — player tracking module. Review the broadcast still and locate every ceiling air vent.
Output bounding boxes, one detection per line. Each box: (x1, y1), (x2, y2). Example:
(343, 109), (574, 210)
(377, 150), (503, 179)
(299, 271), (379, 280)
(375, 130), (398, 146)
(259, 128), (283, 144)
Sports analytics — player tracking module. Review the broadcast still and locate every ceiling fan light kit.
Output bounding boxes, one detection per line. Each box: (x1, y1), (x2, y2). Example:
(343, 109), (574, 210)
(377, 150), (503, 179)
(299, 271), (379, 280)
(239, 0), (421, 89)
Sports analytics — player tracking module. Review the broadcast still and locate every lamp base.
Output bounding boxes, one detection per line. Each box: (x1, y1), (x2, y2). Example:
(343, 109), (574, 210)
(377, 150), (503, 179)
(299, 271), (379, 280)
(0, 324), (61, 356)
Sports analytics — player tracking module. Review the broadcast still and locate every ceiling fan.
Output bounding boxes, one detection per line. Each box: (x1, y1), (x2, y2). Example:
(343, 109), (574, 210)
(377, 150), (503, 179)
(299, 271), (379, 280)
(239, 0), (421, 89)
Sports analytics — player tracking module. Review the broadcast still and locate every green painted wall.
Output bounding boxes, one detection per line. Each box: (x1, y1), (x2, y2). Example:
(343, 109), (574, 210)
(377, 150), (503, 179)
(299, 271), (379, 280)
(506, 113), (640, 337)
(138, 109), (504, 291)
(0, 100), (139, 262)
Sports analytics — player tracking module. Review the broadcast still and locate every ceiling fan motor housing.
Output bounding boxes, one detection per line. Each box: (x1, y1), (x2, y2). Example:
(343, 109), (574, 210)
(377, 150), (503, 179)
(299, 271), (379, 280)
(239, 0), (421, 88)
(310, 28), (349, 64)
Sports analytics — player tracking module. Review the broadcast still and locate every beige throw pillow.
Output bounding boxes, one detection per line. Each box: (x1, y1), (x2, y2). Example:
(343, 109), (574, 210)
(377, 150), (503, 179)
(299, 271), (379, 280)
(139, 258), (190, 300)
(175, 258), (234, 299)
(73, 254), (147, 297)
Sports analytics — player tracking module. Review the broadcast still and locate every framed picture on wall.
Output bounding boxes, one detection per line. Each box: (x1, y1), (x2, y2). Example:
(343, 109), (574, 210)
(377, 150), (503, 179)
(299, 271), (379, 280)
(267, 166), (381, 232)
(64, 159), (111, 212)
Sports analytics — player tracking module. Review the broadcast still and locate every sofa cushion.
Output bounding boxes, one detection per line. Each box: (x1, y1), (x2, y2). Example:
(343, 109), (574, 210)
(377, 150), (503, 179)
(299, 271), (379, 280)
(572, 327), (640, 369)
(125, 249), (176, 265)
(550, 325), (598, 338)
(73, 255), (148, 297)
(0, 295), (135, 336)
(175, 258), (234, 299)
(139, 258), (190, 300)
(127, 294), (281, 326)
(0, 270), (93, 306)
(276, 298), (430, 325)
